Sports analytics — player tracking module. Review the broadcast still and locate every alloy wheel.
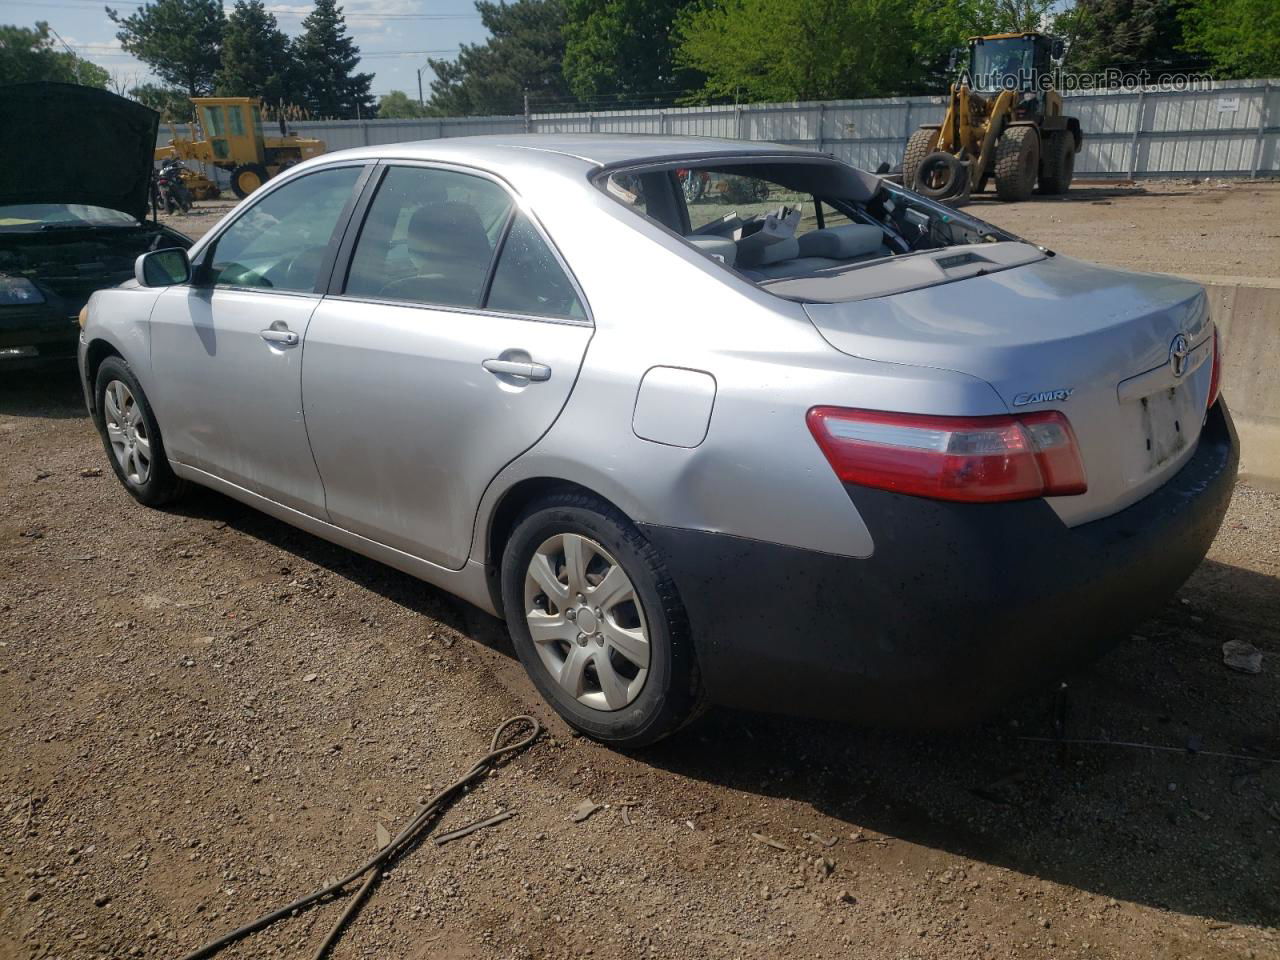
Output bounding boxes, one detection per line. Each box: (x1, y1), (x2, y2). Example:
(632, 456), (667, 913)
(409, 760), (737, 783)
(522, 532), (650, 711)
(103, 379), (151, 485)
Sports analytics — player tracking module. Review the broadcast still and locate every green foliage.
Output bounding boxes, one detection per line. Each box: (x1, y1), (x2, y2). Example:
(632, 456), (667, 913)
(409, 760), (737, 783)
(427, 0), (573, 115)
(107, 0), (225, 96)
(562, 0), (702, 102)
(217, 0), (296, 103)
(1180, 0), (1280, 77)
(674, 0), (926, 102)
(0, 21), (110, 87)
(129, 82), (193, 121)
(293, 0), (375, 118)
(377, 89), (430, 118)
(1059, 0), (1197, 74)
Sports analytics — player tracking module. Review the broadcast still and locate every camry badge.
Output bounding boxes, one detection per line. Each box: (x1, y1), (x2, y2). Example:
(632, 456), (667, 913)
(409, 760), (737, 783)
(1169, 333), (1190, 378)
(1012, 388), (1074, 406)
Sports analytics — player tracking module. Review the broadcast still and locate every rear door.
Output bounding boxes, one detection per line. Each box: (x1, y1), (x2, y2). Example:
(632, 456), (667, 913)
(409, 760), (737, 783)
(302, 162), (593, 569)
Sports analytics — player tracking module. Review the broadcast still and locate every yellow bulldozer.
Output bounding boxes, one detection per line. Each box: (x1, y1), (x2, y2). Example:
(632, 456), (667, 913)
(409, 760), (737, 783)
(902, 32), (1082, 203)
(155, 97), (327, 199)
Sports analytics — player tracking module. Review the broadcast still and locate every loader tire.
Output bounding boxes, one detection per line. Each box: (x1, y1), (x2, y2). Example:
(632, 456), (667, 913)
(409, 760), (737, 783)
(902, 127), (940, 194)
(1038, 132), (1075, 194)
(231, 163), (269, 199)
(994, 126), (1039, 202)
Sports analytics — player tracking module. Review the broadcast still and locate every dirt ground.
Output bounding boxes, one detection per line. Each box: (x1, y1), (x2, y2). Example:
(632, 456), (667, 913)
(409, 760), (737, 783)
(2, 181), (1278, 960)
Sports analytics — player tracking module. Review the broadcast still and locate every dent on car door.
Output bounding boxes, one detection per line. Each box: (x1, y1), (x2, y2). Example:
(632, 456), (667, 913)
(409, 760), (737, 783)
(148, 164), (366, 513)
(302, 163), (593, 570)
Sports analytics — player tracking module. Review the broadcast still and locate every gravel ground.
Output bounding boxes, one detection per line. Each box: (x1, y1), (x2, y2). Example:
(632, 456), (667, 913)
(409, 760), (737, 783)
(1, 180), (1278, 960)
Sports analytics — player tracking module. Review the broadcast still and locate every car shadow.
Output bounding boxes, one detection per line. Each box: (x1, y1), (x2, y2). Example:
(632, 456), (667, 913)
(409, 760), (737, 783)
(0, 362), (88, 420)
(167, 484), (1277, 927)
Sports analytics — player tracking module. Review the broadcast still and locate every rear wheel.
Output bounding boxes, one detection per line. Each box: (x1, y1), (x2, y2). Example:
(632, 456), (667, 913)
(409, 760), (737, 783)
(1038, 132), (1076, 194)
(501, 493), (703, 748)
(994, 126), (1040, 201)
(93, 356), (186, 507)
(230, 163), (269, 199)
(902, 127), (939, 193)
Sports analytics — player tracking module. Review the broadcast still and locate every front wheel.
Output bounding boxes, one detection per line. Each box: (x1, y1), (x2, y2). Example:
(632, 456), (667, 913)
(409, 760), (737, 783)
(501, 494), (704, 748)
(94, 356), (186, 507)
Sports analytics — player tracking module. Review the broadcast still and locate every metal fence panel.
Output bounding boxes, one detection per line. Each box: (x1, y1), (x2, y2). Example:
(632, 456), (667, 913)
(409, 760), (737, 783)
(156, 79), (1278, 182)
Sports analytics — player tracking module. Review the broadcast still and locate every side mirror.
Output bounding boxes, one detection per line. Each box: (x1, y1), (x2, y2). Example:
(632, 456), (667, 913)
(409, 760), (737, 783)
(135, 247), (191, 287)
(1051, 38), (1065, 59)
(948, 47), (962, 71)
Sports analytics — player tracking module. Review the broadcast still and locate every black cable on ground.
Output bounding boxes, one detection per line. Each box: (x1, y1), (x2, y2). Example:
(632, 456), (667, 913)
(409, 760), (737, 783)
(178, 715), (543, 960)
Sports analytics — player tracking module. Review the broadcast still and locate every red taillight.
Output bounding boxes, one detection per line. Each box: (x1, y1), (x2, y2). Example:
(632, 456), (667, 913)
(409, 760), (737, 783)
(1206, 325), (1221, 410)
(806, 407), (1088, 503)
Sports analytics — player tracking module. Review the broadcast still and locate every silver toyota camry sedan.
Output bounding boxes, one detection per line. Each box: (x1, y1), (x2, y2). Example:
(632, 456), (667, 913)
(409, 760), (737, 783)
(77, 135), (1237, 747)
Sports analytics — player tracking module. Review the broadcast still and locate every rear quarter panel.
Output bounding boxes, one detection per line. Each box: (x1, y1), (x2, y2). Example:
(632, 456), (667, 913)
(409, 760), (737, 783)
(473, 177), (1009, 562)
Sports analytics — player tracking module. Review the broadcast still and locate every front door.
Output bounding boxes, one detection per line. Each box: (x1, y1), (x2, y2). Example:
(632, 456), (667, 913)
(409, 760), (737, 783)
(302, 163), (593, 569)
(149, 164), (365, 513)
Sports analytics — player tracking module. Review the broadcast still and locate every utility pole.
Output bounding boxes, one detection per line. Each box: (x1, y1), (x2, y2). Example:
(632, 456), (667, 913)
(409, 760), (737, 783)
(417, 64), (428, 107)
(523, 90), (531, 133)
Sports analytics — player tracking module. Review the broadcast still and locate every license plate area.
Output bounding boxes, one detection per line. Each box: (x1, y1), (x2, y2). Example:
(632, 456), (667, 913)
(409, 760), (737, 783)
(1139, 385), (1189, 470)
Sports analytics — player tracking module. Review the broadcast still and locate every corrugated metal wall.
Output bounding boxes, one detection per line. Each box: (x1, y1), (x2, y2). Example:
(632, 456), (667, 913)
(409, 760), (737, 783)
(164, 78), (1278, 184)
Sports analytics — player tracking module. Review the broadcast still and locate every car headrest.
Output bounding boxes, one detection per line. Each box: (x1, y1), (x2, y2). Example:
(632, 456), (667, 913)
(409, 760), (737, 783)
(407, 202), (491, 262)
(737, 235), (799, 268)
(797, 224), (884, 260)
(688, 236), (737, 267)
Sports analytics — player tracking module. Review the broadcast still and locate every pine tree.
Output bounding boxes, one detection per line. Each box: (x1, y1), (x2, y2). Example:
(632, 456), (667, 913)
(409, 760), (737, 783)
(293, 0), (375, 119)
(427, 0), (573, 116)
(107, 0), (225, 96)
(217, 0), (296, 104)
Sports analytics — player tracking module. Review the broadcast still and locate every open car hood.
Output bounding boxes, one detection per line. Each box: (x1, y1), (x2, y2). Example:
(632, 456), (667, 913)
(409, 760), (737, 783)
(0, 82), (159, 223)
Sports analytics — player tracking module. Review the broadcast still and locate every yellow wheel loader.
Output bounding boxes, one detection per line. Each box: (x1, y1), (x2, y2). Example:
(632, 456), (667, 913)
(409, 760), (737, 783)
(903, 33), (1082, 203)
(154, 98), (326, 199)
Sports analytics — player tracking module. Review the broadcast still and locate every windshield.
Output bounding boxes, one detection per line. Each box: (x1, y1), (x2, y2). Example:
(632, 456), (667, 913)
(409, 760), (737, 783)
(0, 204), (138, 230)
(970, 37), (1034, 90)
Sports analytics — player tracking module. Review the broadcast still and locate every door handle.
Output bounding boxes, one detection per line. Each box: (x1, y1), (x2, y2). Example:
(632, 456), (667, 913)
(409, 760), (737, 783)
(260, 328), (299, 345)
(482, 358), (551, 381)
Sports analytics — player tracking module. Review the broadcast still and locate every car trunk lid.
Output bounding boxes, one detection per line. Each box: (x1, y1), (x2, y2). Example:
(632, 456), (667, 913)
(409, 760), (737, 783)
(803, 254), (1215, 525)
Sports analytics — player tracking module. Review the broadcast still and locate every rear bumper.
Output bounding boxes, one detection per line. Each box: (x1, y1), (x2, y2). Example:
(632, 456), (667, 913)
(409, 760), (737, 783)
(641, 401), (1239, 727)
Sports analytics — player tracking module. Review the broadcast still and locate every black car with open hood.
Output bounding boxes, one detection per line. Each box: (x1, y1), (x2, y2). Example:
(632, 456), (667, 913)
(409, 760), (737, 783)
(0, 82), (191, 364)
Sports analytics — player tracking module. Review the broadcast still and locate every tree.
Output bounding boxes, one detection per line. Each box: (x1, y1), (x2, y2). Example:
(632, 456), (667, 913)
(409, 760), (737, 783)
(107, 0), (225, 96)
(562, 0), (702, 103)
(675, 0), (923, 103)
(426, 0), (573, 115)
(377, 90), (430, 118)
(129, 82), (193, 121)
(1057, 0), (1200, 75)
(1180, 0), (1280, 77)
(293, 0), (375, 118)
(217, 0), (295, 103)
(0, 21), (110, 87)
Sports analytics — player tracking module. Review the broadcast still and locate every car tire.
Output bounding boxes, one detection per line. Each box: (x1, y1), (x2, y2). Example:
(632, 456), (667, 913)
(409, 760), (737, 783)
(913, 151), (965, 199)
(94, 356), (186, 507)
(995, 126), (1040, 201)
(501, 493), (704, 748)
(901, 127), (940, 194)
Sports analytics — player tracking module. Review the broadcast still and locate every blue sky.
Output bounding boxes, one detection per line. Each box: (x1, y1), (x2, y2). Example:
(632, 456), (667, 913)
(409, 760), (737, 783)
(0, 0), (491, 101)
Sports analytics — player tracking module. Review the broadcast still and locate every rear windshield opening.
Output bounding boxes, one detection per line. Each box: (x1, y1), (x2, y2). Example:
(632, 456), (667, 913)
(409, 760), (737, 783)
(595, 159), (1031, 301)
